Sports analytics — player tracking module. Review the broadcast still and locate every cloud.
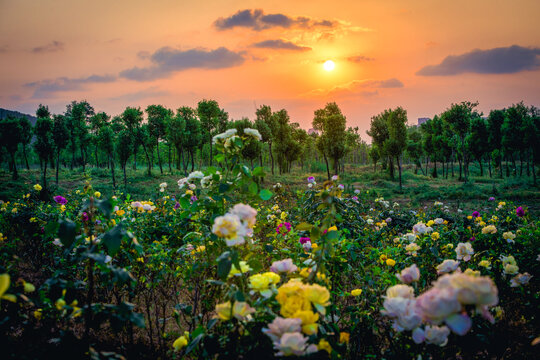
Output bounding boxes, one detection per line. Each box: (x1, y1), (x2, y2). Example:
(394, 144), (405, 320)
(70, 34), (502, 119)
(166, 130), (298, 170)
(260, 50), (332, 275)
(111, 86), (170, 102)
(252, 39), (311, 51)
(347, 55), (374, 63)
(214, 9), (339, 31)
(120, 46), (245, 81)
(32, 41), (64, 53)
(417, 45), (540, 76)
(25, 74), (116, 98)
(303, 78), (403, 98)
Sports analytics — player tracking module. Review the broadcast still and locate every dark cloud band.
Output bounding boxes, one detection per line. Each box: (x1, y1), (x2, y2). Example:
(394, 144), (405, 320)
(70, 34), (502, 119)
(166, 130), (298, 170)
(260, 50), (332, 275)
(417, 45), (540, 76)
(120, 47), (245, 81)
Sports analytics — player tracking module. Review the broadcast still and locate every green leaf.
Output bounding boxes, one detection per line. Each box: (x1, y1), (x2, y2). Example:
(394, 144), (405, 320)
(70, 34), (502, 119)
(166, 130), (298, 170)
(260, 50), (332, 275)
(219, 183), (230, 193)
(247, 259), (263, 273)
(96, 198), (113, 218)
(179, 197), (190, 209)
(296, 222), (313, 231)
(58, 219), (77, 248)
(259, 189), (273, 201)
(130, 312), (146, 328)
(216, 251), (232, 280)
(102, 225), (126, 256)
(252, 166), (265, 177)
(248, 181), (258, 196)
(185, 333), (204, 355)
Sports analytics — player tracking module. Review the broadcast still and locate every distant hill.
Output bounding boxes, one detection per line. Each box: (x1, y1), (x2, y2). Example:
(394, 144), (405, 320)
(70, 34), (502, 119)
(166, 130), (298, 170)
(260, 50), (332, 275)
(0, 108), (37, 125)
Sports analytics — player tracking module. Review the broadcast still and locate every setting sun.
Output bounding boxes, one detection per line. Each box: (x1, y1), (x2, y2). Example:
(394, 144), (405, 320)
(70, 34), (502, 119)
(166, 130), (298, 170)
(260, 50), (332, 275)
(323, 60), (335, 71)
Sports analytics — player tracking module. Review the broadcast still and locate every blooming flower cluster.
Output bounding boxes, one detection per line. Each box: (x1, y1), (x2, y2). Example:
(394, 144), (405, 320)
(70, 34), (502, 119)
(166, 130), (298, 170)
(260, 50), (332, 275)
(212, 203), (257, 246)
(383, 266), (498, 347)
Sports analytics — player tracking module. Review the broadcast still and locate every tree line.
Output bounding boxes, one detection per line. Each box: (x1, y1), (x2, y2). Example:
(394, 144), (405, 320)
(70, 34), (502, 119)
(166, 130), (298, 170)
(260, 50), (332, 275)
(0, 100), (366, 189)
(368, 101), (540, 188)
(1, 100), (538, 191)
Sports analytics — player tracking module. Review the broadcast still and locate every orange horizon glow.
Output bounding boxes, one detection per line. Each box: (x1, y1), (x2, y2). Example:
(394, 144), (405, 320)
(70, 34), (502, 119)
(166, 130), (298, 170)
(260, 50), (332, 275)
(0, 0), (539, 141)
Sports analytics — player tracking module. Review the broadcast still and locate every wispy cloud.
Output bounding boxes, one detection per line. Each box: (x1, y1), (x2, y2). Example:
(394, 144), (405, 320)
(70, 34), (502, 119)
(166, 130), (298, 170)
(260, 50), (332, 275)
(25, 74), (116, 98)
(252, 39), (311, 51)
(32, 41), (64, 54)
(119, 46), (245, 81)
(111, 86), (170, 102)
(347, 55), (374, 63)
(303, 78), (403, 98)
(417, 45), (540, 76)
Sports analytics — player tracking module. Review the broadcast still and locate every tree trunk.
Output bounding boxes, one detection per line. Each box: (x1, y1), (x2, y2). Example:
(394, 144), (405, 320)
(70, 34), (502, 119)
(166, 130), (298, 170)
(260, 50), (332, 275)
(168, 144), (172, 173)
(190, 150), (195, 172)
(209, 134), (213, 166)
(123, 164), (127, 189)
(397, 156), (402, 190)
(269, 142), (275, 175)
(81, 145), (86, 172)
(23, 145), (30, 170)
(10, 152), (18, 180)
(95, 145), (99, 167)
(488, 158), (492, 178)
(43, 161), (48, 189)
(478, 158), (483, 177)
(157, 140), (163, 174)
(110, 155), (116, 189)
(323, 152), (330, 180)
(56, 150), (61, 185)
(141, 142), (152, 176)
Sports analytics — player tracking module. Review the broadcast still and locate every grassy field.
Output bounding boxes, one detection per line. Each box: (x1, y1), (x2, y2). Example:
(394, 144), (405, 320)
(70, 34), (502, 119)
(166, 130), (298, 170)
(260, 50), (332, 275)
(1, 163), (539, 212)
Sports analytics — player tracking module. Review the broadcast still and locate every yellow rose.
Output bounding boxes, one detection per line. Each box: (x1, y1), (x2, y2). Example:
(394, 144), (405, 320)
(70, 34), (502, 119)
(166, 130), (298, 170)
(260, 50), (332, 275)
(34, 309), (43, 320)
(94, 191), (101, 198)
(328, 226), (338, 232)
(431, 232), (440, 240)
(173, 333), (189, 351)
(305, 284), (330, 307)
(55, 298), (66, 311)
(294, 310), (319, 335)
(350, 289), (362, 296)
(33, 184), (42, 191)
(386, 259), (396, 267)
(427, 220), (435, 227)
(215, 301), (232, 320)
(339, 332), (350, 344)
(318, 339), (332, 354)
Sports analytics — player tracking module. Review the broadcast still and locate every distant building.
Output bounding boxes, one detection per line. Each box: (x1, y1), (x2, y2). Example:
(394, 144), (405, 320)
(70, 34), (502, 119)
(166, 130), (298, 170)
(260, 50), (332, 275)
(418, 117), (430, 125)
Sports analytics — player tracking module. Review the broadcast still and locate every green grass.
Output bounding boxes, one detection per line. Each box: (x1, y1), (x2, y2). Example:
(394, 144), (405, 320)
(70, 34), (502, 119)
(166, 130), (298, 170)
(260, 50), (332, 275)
(1, 163), (538, 213)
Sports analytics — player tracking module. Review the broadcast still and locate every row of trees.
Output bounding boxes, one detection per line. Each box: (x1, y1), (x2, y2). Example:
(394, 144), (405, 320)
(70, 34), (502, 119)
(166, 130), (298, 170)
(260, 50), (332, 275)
(0, 100), (366, 189)
(368, 101), (540, 188)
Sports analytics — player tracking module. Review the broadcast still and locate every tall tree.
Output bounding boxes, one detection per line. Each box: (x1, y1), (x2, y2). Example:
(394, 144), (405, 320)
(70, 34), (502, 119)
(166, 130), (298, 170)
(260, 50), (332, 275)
(146, 105), (172, 175)
(256, 105), (276, 174)
(313, 102), (347, 176)
(98, 124), (116, 189)
(122, 107), (152, 176)
(52, 115), (69, 185)
(197, 99), (221, 166)
(19, 117), (32, 170)
(34, 116), (54, 188)
(0, 117), (23, 179)
(386, 107), (408, 189)
(117, 130), (132, 188)
(487, 109), (505, 178)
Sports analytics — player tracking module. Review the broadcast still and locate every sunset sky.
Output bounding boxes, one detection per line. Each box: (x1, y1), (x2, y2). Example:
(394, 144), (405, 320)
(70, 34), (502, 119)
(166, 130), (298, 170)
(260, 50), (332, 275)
(1, 0), (539, 140)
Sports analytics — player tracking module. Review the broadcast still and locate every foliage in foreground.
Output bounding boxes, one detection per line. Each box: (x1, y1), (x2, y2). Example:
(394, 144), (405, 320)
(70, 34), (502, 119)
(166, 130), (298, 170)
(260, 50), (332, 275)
(0, 129), (539, 359)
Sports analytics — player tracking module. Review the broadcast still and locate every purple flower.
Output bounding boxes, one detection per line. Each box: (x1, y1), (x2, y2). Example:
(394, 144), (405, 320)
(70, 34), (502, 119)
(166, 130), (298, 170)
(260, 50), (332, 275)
(276, 222), (292, 235)
(352, 196), (359, 201)
(95, 220), (101, 225)
(472, 211), (480, 218)
(488, 197), (495, 201)
(299, 237), (311, 244)
(307, 176), (315, 184)
(470, 236), (476, 242)
(516, 206), (525, 217)
(174, 202), (180, 210)
(82, 212), (89, 222)
(190, 195), (198, 204)
(53, 195), (67, 205)
(386, 217), (392, 223)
